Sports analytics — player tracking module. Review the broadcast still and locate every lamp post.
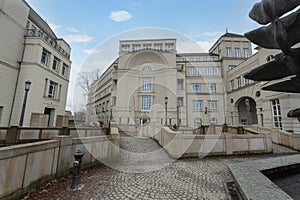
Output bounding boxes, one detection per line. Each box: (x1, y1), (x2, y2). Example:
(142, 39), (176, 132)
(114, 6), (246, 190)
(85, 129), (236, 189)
(245, 98), (250, 125)
(177, 104), (180, 130)
(19, 80), (31, 126)
(165, 97), (168, 126)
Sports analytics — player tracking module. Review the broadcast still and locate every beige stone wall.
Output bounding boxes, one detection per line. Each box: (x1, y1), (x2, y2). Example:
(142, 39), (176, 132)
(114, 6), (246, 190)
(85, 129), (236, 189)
(30, 113), (49, 127)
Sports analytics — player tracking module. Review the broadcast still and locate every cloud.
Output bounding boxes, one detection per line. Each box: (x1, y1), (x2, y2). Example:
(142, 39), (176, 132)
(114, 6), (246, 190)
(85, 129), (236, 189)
(109, 11), (132, 22)
(65, 34), (93, 43)
(203, 31), (221, 37)
(83, 48), (101, 55)
(66, 26), (80, 33)
(177, 40), (214, 53)
(49, 23), (61, 33)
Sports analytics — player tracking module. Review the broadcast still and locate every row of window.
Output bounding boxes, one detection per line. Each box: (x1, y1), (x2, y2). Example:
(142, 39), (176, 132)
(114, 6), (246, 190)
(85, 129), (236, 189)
(191, 83), (217, 94)
(230, 76), (253, 90)
(41, 48), (69, 77)
(121, 42), (175, 52)
(178, 57), (217, 62)
(95, 86), (112, 100)
(194, 117), (218, 127)
(95, 101), (110, 114)
(189, 67), (219, 76)
(225, 47), (249, 58)
(193, 100), (218, 111)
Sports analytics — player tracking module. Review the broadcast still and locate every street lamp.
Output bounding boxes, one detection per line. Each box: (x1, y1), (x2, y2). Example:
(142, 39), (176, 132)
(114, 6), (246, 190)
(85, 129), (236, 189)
(165, 97), (168, 126)
(245, 98), (250, 125)
(177, 104), (180, 130)
(19, 80), (31, 126)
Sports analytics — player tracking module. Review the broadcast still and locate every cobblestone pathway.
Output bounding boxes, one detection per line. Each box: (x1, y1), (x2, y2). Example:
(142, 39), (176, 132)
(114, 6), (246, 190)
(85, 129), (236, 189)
(22, 138), (298, 200)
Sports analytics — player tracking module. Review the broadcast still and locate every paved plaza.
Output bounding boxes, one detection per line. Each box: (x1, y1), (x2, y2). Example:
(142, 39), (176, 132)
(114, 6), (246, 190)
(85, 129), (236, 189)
(22, 137), (298, 200)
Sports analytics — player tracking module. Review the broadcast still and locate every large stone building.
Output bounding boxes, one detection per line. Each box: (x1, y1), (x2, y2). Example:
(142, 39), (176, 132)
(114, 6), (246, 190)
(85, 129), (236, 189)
(87, 33), (300, 134)
(0, 0), (71, 127)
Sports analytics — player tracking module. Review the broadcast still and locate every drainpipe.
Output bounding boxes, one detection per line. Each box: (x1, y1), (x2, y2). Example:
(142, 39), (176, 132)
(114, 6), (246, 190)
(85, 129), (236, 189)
(8, 34), (27, 126)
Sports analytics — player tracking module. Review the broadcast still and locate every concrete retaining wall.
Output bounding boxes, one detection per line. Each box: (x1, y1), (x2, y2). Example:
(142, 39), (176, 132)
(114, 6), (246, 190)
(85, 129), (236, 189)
(0, 133), (120, 199)
(154, 127), (272, 159)
(271, 128), (300, 150)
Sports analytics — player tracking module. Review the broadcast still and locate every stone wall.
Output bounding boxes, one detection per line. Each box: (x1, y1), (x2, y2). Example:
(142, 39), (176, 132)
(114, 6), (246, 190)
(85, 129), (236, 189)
(154, 127), (272, 159)
(0, 131), (120, 199)
(271, 128), (300, 150)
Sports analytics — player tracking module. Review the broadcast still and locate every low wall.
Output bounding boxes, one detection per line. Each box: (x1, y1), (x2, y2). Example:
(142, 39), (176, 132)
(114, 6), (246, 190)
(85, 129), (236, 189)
(154, 127), (272, 159)
(0, 128), (120, 199)
(271, 128), (300, 150)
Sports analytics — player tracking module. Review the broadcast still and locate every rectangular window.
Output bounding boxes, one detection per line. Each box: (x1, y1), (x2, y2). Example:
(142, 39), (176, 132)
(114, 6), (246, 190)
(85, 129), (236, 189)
(207, 83), (217, 93)
(208, 100), (217, 111)
(245, 78), (250, 86)
(177, 97), (184, 107)
(48, 81), (58, 99)
(235, 48), (240, 58)
(189, 67), (196, 76)
(237, 77), (242, 88)
(62, 63), (69, 77)
(141, 77), (152, 92)
(193, 100), (203, 111)
(0, 106), (3, 124)
(212, 68), (218, 76)
(141, 96), (152, 111)
(41, 49), (50, 65)
(230, 80), (235, 90)
(52, 57), (60, 72)
(244, 48), (249, 58)
(228, 65), (236, 71)
(226, 47), (232, 57)
(154, 43), (163, 50)
(210, 118), (218, 125)
(177, 79), (184, 90)
(132, 44), (141, 51)
(194, 118), (202, 128)
(165, 43), (174, 51)
(197, 67), (202, 76)
(143, 44), (152, 49)
(121, 45), (130, 52)
(204, 68), (211, 76)
(192, 84), (201, 93)
(271, 99), (282, 128)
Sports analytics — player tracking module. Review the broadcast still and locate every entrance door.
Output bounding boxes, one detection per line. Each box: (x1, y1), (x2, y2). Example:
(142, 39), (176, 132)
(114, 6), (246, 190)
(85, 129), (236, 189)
(44, 107), (55, 127)
(236, 97), (258, 125)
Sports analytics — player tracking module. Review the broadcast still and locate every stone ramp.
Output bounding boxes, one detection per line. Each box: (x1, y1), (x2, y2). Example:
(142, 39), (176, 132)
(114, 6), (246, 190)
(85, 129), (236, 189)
(111, 137), (174, 173)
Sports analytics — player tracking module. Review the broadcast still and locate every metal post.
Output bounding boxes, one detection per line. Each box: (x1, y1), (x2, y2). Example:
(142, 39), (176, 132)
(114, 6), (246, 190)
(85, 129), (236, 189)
(70, 150), (84, 189)
(164, 97), (168, 126)
(19, 80), (31, 126)
(177, 105), (180, 130)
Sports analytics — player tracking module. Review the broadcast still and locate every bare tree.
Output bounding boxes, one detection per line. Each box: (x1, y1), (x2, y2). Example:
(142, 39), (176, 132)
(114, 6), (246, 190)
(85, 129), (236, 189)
(77, 69), (101, 98)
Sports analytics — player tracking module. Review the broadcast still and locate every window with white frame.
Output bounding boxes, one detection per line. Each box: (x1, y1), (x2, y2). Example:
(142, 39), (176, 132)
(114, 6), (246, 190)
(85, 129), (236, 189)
(62, 63), (69, 77)
(230, 80), (235, 90)
(121, 45), (130, 52)
(192, 84), (201, 93)
(204, 68), (211, 76)
(194, 118), (202, 128)
(226, 47), (232, 57)
(207, 100), (217, 111)
(197, 67), (202, 76)
(165, 43), (174, 51)
(154, 43), (163, 50)
(132, 44), (141, 51)
(212, 68), (218, 76)
(189, 67), (196, 76)
(193, 100), (203, 111)
(177, 79), (184, 90)
(244, 48), (249, 58)
(237, 77), (242, 88)
(210, 118), (218, 124)
(141, 77), (152, 92)
(244, 77), (250, 86)
(52, 57), (60, 72)
(271, 99), (282, 128)
(48, 81), (58, 99)
(143, 44), (152, 49)
(41, 48), (50, 65)
(141, 95), (152, 111)
(177, 97), (184, 107)
(207, 83), (217, 93)
(235, 48), (240, 58)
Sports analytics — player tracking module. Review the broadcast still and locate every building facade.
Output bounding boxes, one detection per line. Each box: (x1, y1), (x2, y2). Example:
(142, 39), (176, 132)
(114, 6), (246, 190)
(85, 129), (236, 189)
(0, 0), (71, 127)
(87, 33), (300, 134)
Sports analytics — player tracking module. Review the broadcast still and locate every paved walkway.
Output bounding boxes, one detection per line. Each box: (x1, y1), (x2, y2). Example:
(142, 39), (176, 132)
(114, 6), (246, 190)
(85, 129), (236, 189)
(22, 138), (298, 200)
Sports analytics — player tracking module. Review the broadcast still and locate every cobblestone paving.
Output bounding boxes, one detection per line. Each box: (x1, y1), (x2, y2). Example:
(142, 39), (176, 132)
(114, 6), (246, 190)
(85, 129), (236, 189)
(22, 138), (299, 200)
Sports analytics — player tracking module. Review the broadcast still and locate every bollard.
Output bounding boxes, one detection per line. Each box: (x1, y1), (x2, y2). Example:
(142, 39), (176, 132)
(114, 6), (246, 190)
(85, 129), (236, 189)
(70, 150), (84, 189)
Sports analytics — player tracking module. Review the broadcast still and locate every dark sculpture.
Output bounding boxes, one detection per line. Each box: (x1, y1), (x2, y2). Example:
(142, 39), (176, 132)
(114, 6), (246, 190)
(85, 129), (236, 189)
(244, 0), (300, 120)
